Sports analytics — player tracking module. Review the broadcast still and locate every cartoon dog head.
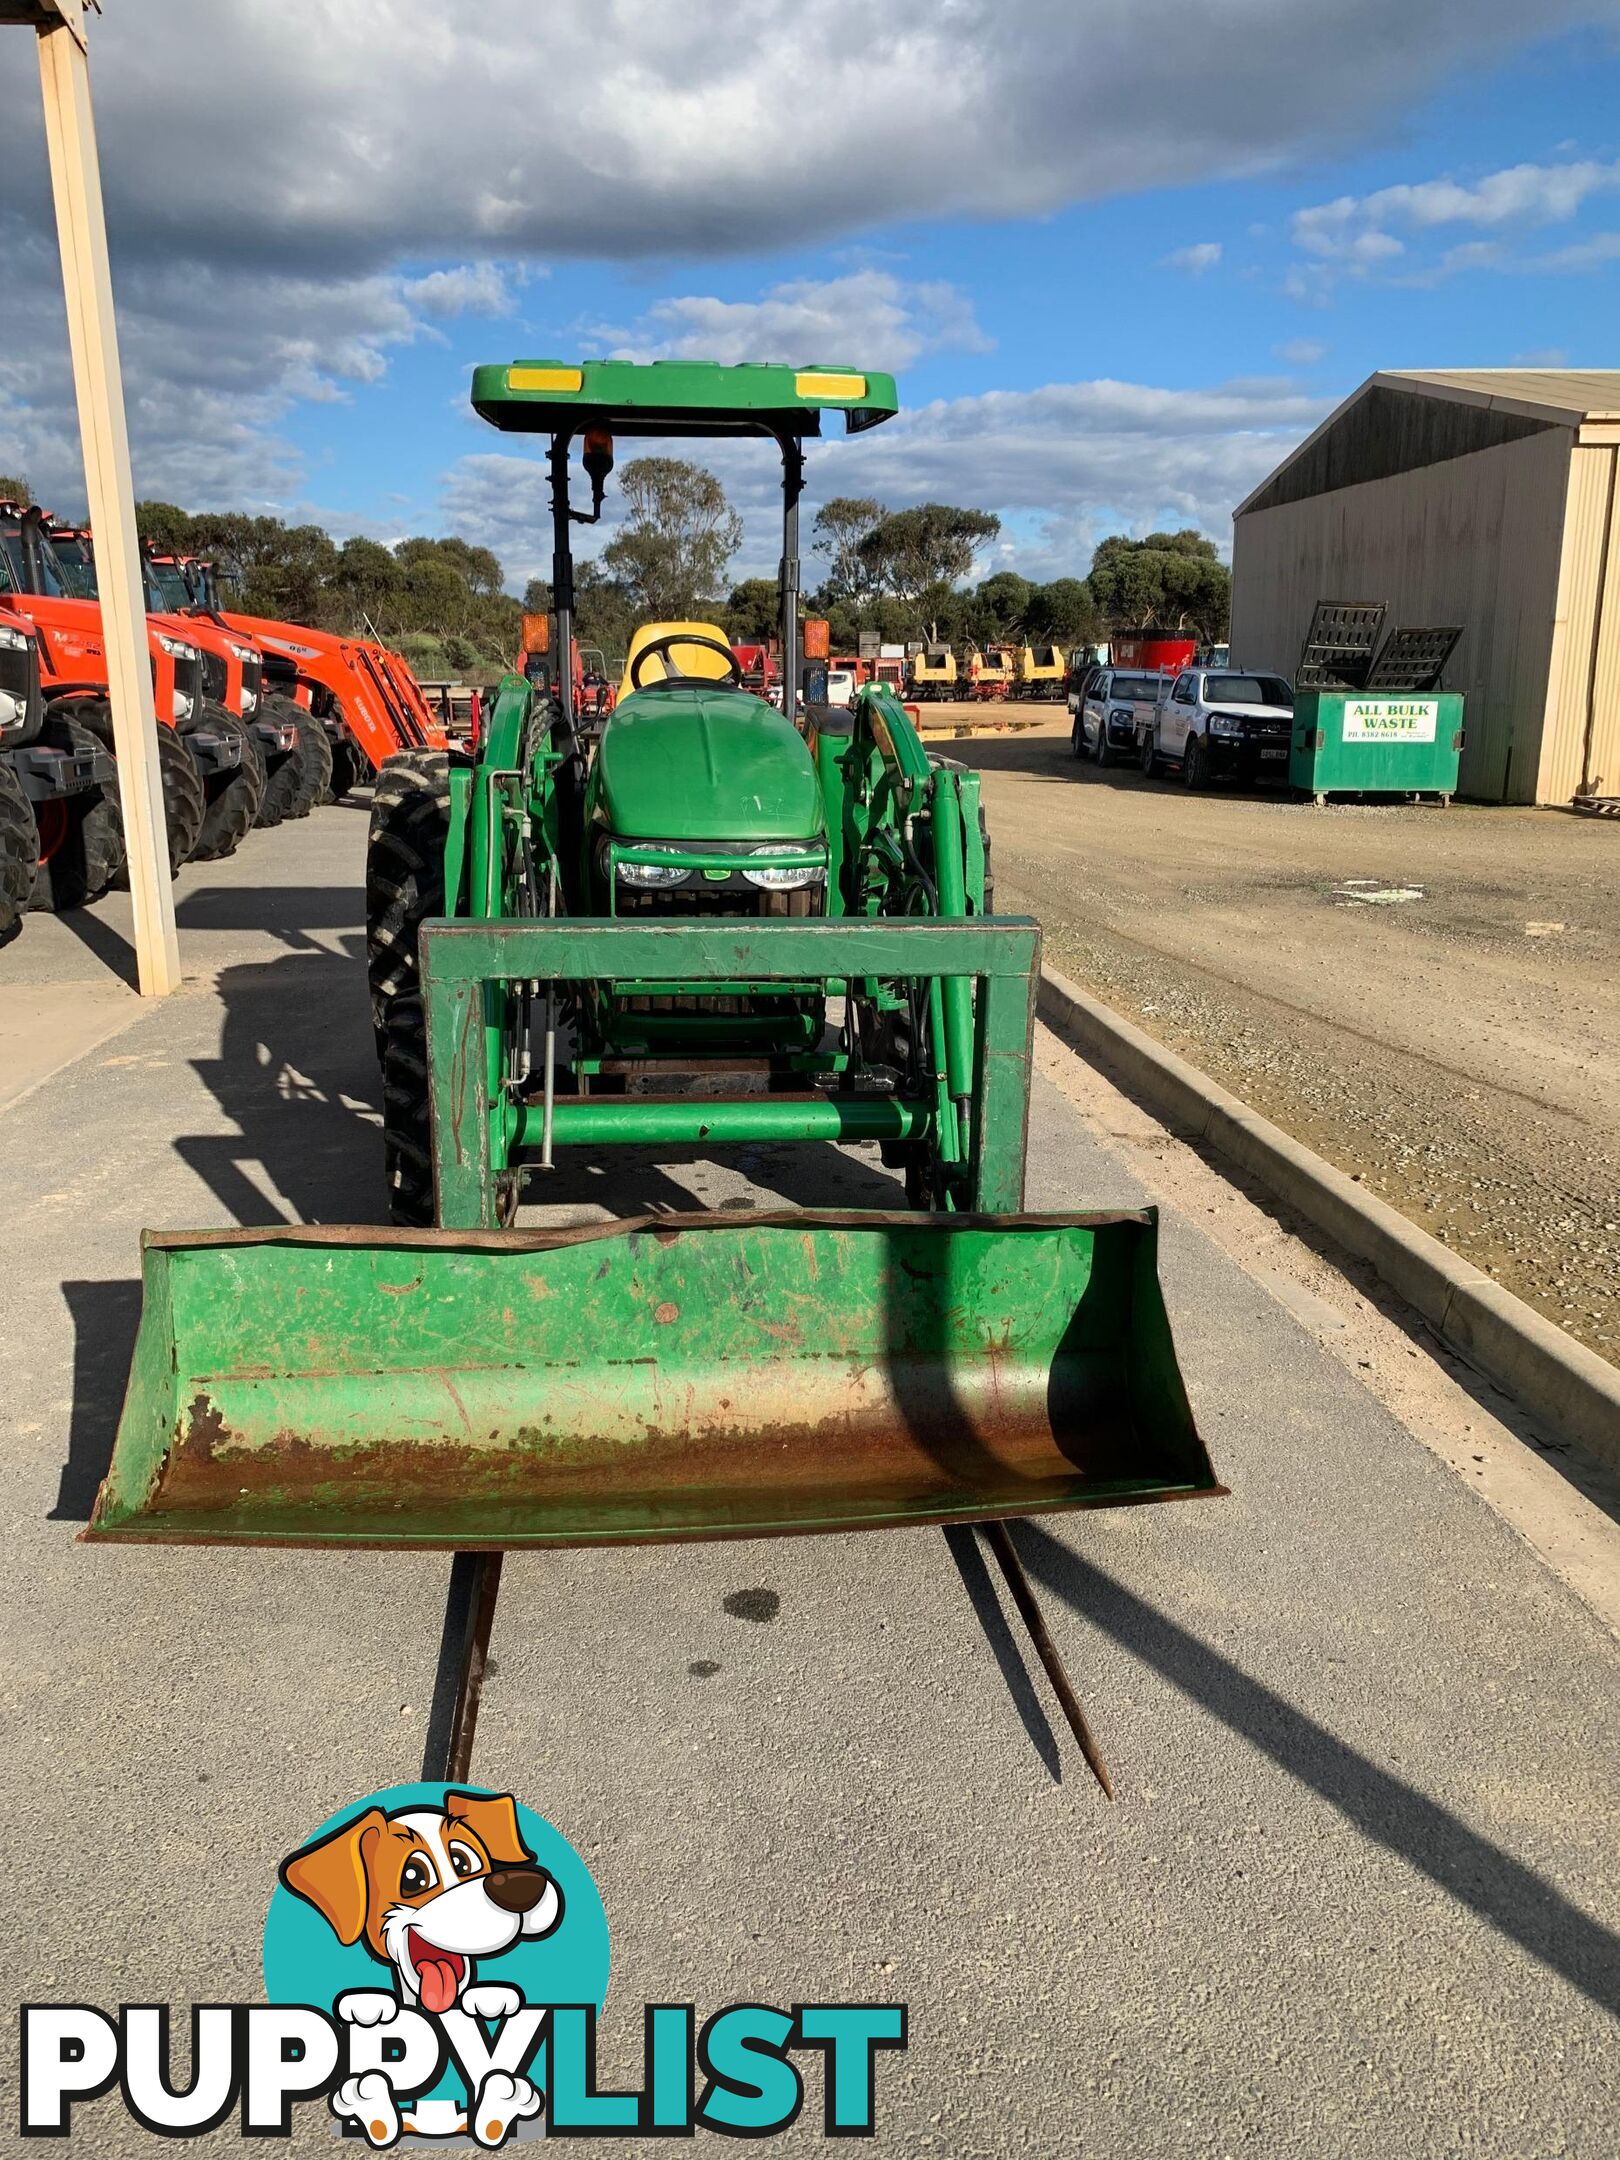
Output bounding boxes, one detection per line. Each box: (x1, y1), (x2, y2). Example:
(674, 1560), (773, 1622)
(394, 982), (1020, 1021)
(280, 1791), (563, 2014)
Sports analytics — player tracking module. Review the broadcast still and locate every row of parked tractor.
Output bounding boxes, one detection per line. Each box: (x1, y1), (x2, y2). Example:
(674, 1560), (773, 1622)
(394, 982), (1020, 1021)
(0, 501), (448, 946)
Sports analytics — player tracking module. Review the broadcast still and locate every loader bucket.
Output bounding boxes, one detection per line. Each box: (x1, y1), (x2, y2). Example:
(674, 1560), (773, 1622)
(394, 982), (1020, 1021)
(87, 1209), (1221, 1550)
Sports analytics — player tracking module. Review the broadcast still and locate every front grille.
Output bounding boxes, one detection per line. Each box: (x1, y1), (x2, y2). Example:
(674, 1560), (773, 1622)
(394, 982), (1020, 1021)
(241, 656), (262, 704)
(614, 885), (819, 1017)
(614, 884), (819, 919)
(199, 647), (227, 702)
(173, 651), (203, 711)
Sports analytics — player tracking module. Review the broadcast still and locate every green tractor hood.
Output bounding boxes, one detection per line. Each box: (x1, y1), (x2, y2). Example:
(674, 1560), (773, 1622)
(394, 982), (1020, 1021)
(593, 685), (823, 841)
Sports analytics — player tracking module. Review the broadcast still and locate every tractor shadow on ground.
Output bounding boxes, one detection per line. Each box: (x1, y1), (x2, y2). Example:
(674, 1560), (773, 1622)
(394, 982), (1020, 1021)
(53, 1278), (144, 1521)
(512, 1130), (904, 1219)
(165, 914), (908, 1224)
(174, 934), (384, 1227)
(1009, 1519), (1620, 2018)
(174, 883), (369, 943)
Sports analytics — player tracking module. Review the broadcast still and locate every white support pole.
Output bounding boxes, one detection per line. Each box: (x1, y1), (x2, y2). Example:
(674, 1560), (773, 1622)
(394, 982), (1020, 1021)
(35, 6), (180, 995)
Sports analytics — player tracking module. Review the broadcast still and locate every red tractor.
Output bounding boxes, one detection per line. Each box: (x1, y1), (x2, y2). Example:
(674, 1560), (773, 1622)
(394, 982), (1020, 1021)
(44, 521), (284, 857)
(0, 502), (236, 875)
(189, 558), (449, 795)
(0, 594), (126, 935)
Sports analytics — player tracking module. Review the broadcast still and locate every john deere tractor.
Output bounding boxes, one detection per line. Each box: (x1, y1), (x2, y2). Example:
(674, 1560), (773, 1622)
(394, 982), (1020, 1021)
(91, 363), (1215, 1794)
(363, 362), (1015, 1226)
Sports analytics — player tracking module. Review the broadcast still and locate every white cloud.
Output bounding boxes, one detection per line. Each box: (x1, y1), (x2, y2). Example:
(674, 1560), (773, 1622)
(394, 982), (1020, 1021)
(1288, 156), (1620, 290)
(0, 219), (532, 513)
(1295, 159), (1620, 250)
(584, 272), (991, 373)
(0, 2), (1604, 522)
(404, 264), (519, 318)
(440, 374), (1328, 589)
(1529, 230), (1620, 270)
(1165, 242), (1223, 274)
(1276, 338), (1327, 363)
(1, 3), (1598, 275)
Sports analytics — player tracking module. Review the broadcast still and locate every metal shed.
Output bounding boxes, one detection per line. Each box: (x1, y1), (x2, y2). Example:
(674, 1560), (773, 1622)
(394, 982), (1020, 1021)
(1230, 369), (1620, 803)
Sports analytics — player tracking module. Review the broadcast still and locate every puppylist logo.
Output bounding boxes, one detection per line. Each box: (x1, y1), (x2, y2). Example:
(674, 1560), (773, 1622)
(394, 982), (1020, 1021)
(20, 1782), (907, 2146)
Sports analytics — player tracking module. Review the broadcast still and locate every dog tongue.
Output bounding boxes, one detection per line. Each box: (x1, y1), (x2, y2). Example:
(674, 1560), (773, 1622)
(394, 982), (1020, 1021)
(418, 1958), (460, 2015)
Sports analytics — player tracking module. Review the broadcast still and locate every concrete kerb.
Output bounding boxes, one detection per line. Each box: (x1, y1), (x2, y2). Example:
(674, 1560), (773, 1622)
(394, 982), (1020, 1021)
(1037, 965), (1620, 1474)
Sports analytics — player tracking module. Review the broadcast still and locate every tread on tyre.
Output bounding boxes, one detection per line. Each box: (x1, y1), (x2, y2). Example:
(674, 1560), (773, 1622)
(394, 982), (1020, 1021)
(189, 706), (265, 861)
(256, 694), (310, 825)
(0, 758), (38, 941)
(28, 706), (126, 911)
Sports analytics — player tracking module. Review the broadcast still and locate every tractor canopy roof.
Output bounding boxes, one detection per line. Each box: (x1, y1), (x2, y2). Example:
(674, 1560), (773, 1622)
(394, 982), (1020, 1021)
(470, 358), (899, 440)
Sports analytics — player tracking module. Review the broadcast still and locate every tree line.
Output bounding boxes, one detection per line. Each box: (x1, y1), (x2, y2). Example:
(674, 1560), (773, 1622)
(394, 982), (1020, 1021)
(531, 469), (1232, 662)
(1, 465), (1230, 678)
(131, 500), (525, 684)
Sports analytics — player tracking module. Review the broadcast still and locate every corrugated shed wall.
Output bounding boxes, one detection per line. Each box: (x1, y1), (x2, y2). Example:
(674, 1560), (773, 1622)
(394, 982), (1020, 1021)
(1541, 443), (1620, 802)
(1231, 428), (1570, 801)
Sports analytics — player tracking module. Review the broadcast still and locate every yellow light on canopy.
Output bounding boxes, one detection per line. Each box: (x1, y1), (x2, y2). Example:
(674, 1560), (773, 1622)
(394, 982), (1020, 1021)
(507, 366), (584, 393)
(795, 371), (867, 401)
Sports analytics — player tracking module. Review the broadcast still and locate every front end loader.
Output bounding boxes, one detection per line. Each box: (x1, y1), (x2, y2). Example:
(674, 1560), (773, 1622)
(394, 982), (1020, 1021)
(192, 562), (450, 799)
(90, 360), (1220, 1787)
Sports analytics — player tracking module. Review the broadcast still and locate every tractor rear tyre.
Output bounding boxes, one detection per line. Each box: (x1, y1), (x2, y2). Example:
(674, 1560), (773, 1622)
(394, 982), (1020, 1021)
(157, 722), (207, 870)
(253, 693), (302, 828)
(235, 710), (270, 814)
(28, 708), (126, 911)
(287, 709), (333, 817)
(380, 991), (435, 1226)
(327, 731), (366, 804)
(0, 759), (38, 942)
(366, 749), (451, 1047)
(189, 707), (265, 861)
(77, 699), (202, 874)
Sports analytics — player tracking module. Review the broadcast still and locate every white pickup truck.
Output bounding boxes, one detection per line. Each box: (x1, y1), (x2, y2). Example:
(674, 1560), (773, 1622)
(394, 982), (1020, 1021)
(1072, 668), (1169, 767)
(1142, 667), (1295, 787)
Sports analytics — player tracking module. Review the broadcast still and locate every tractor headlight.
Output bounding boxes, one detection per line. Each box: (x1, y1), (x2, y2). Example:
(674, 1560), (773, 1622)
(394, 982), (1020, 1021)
(1208, 712), (1243, 737)
(742, 845), (825, 891)
(0, 689), (24, 727)
(616, 860), (690, 888)
(0, 623), (29, 652)
(172, 692), (195, 722)
(155, 633), (196, 659)
(227, 641), (255, 664)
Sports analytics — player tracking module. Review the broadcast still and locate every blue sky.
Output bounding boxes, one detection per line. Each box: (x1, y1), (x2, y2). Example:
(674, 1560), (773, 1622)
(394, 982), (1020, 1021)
(2, 3), (1618, 589)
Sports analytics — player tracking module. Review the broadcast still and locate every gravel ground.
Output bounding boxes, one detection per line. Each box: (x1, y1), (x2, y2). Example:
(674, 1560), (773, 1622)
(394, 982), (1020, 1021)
(953, 721), (1620, 1367)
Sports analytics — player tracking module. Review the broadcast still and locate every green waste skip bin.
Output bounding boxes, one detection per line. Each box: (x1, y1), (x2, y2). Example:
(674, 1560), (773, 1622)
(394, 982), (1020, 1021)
(1290, 690), (1464, 804)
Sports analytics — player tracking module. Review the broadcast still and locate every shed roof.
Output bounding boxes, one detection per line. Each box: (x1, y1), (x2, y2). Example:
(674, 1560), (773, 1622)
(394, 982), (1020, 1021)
(1235, 369), (1620, 519)
(1381, 369), (1620, 424)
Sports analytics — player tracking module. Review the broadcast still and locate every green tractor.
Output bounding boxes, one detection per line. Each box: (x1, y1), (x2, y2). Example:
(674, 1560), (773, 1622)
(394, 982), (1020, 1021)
(365, 360), (1010, 1225)
(90, 362), (1218, 1782)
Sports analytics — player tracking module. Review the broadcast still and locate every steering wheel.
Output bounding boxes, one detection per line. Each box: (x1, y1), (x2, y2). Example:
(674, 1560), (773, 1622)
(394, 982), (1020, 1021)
(629, 632), (744, 692)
